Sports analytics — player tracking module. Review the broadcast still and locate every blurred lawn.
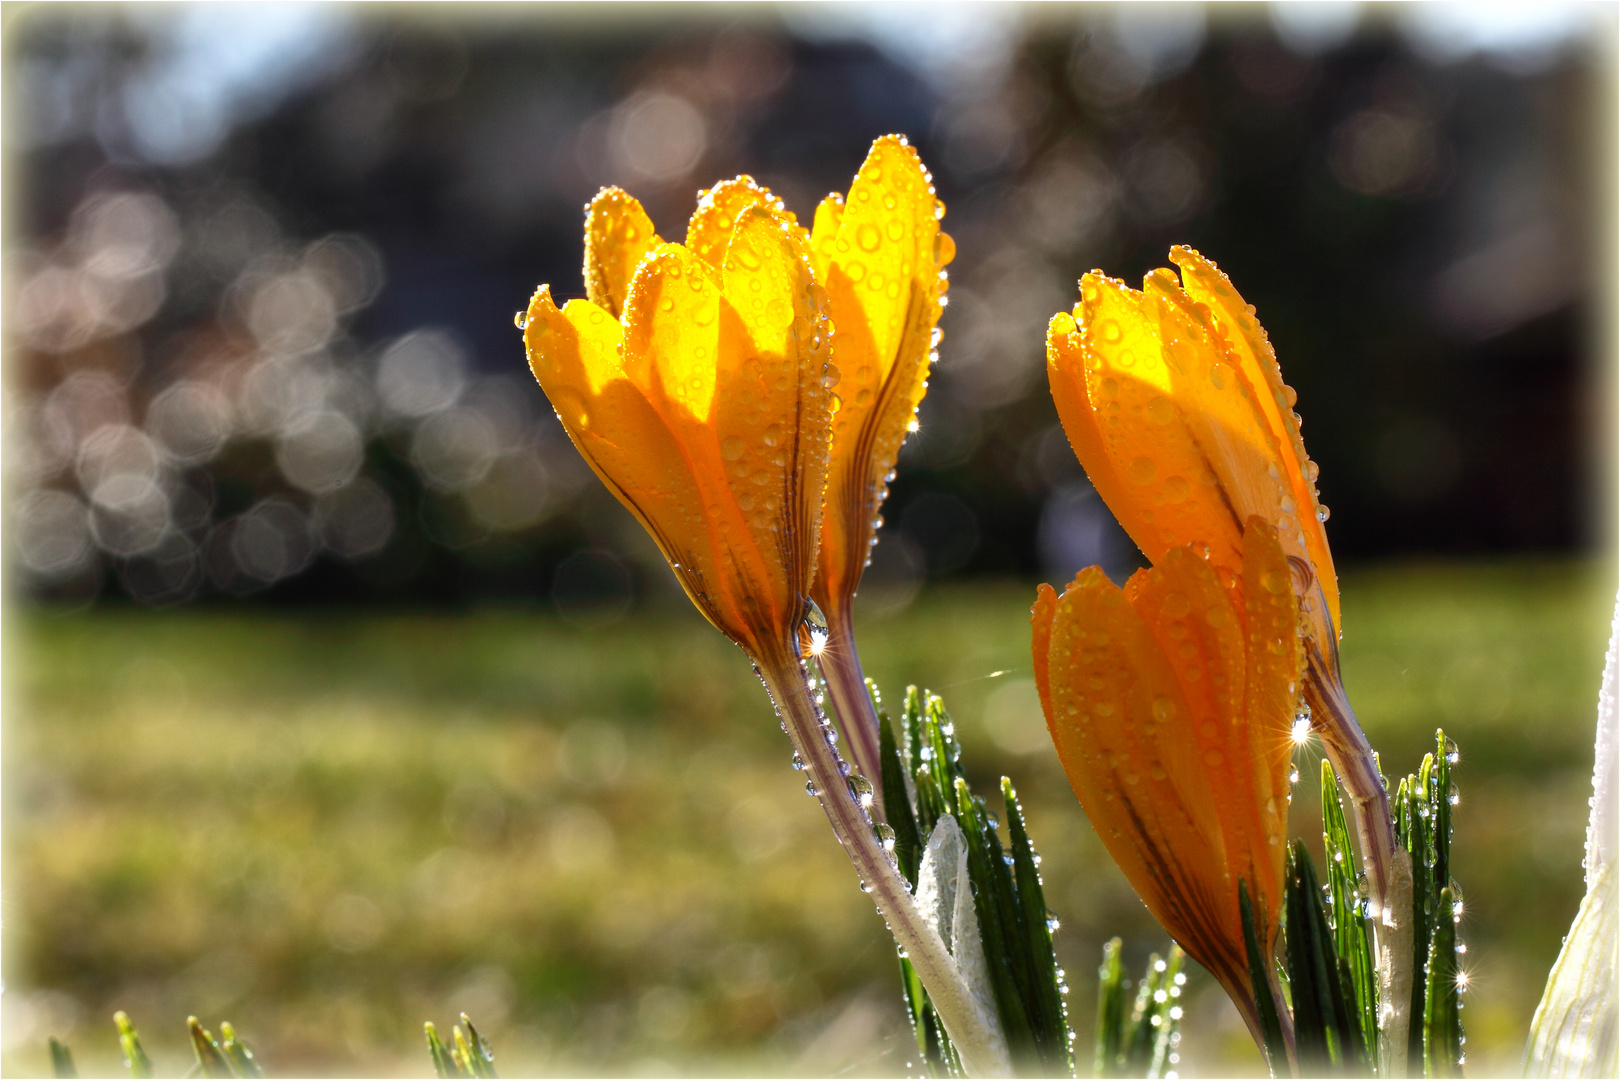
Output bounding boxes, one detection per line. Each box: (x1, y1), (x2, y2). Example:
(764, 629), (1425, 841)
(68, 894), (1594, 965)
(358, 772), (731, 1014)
(3, 559), (1611, 1077)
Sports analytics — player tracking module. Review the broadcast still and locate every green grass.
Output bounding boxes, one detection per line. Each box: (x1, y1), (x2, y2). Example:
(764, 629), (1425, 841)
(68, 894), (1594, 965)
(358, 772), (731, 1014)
(2, 558), (1611, 1077)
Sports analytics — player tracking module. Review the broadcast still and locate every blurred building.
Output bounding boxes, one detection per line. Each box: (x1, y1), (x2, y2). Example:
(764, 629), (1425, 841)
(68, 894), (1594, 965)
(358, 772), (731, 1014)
(4, 3), (1612, 611)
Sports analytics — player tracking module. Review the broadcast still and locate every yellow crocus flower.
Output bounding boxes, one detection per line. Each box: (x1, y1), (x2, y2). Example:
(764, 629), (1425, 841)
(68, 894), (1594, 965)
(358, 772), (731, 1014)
(1032, 519), (1300, 1047)
(1045, 245), (1336, 652)
(524, 189), (831, 666)
(522, 155), (1009, 1076)
(805, 135), (955, 795)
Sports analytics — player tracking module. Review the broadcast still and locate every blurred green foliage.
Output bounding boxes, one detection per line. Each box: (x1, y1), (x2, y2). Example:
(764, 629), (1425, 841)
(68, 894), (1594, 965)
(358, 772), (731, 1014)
(3, 559), (1609, 1076)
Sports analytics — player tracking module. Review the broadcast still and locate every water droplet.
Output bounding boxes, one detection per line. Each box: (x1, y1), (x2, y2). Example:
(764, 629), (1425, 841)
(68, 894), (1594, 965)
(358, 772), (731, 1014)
(799, 597), (829, 658)
(763, 423), (783, 448)
(792, 753), (806, 771)
(806, 780), (818, 796)
(1289, 766), (1301, 784)
(721, 436), (746, 461)
(1444, 736), (1460, 764)
(1317, 504), (1331, 522)
(514, 311), (529, 329)
(1129, 456), (1156, 484)
(857, 223), (882, 252)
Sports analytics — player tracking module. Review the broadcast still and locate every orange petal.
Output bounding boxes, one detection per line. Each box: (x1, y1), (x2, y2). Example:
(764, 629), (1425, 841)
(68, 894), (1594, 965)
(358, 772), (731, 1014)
(622, 243), (731, 422)
(1046, 309), (1135, 550)
(814, 135), (948, 617)
(1172, 246), (1339, 638)
(809, 192), (844, 283)
(1070, 272), (1247, 571)
(618, 230), (830, 655)
(1043, 566), (1240, 990)
(1236, 517), (1303, 924)
(1126, 541), (1288, 954)
(621, 244), (771, 632)
(712, 207), (833, 620)
(685, 176), (804, 270)
(1147, 269), (1300, 576)
(1031, 581), (1058, 724)
(583, 188), (661, 320)
(523, 285), (728, 633)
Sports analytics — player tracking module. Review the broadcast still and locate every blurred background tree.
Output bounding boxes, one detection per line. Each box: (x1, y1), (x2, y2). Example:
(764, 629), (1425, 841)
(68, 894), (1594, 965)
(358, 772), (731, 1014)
(6, 2), (1610, 612)
(4, 3), (1614, 1077)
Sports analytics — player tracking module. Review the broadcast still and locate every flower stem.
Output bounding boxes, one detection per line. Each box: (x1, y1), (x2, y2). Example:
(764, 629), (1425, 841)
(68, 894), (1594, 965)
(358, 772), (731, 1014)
(1304, 641), (1414, 1079)
(816, 612), (886, 821)
(755, 646), (1011, 1078)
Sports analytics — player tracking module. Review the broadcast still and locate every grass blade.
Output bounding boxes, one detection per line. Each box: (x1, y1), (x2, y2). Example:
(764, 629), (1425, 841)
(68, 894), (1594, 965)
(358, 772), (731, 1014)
(188, 1018), (234, 1079)
(1322, 761), (1379, 1064)
(425, 1022), (458, 1079)
(219, 1022), (264, 1079)
(115, 1012), (153, 1080)
(1123, 951), (1164, 1073)
(1147, 948), (1187, 1079)
(48, 1036), (77, 1079)
(1240, 881), (1289, 1077)
(460, 1014), (498, 1078)
(1423, 887), (1463, 1077)
(1005, 776), (1074, 1073)
(1283, 845), (1332, 1072)
(1095, 937), (1127, 1078)
(880, 707), (922, 887)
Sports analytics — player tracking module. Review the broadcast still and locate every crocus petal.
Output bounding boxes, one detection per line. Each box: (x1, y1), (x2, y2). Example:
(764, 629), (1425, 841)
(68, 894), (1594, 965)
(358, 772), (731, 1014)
(1237, 518), (1304, 875)
(1031, 581), (1058, 723)
(1171, 246), (1339, 637)
(813, 135), (950, 617)
(1063, 273), (1247, 571)
(583, 188), (662, 320)
(710, 207), (832, 640)
(809, 192), (845, 283)
(614, 214), (828, 654)
(1045, 311), (1137, 544)
(685, 176), (805, 271)
(1042, 564), (1237, 993)
(523, 285), (723, 629)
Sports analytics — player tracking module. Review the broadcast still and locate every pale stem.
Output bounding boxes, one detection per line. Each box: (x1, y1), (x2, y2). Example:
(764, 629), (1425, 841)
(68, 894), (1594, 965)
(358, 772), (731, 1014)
(816, 611), (886, 821)
(1305, 642), (1415, 1079)
(756, 649), (1010, 1078)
